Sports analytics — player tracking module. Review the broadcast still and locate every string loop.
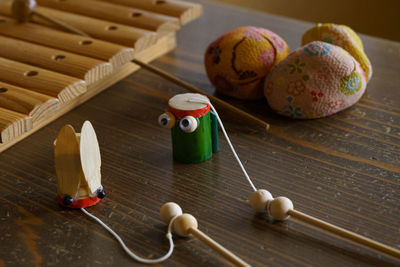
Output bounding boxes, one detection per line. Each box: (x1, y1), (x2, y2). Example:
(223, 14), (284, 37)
(81, 208), (176, 264)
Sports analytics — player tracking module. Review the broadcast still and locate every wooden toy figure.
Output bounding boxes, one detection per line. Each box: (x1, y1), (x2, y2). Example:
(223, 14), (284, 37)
(54, 121), (105, 208)
(158, 93), (219, 163)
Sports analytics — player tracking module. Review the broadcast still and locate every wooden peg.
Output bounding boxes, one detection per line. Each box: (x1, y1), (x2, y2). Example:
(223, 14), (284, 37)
(160, 203), (251, 267)
(11, 0), (90, 36)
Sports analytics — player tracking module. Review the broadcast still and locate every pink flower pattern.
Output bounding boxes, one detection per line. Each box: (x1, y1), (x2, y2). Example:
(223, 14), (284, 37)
(287, 80), (306, 96)
(258, 48), (275, 69)
(243, 27), (265, 40)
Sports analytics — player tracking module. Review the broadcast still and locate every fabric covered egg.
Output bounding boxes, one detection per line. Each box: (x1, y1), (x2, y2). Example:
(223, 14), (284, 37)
(264, 41), (367, 119)
(302, 23), (372, 81)
(205, 26), (290, 100)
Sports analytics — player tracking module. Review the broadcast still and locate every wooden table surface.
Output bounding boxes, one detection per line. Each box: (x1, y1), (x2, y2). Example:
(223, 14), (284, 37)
(1, 1), (399, 266)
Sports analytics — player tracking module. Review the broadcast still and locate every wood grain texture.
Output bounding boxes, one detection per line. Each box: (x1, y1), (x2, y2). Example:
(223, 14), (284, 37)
(0, 3), (158, 51)
(0, 57), (87, 104)
(0, 0), (399, 266)
(35, 0), (180, 33)
(95, 0), (203, 25)
(0, 35), (113, 85)
(0, 107), (31, 143)
(0, 81), (59, 124)
(0, 31), (177, 153)
(0, 15), (135, 68)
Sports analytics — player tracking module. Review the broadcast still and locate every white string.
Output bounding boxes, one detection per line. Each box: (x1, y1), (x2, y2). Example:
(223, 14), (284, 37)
(81, 208), (176, 264)
(188, 97), (257, 192)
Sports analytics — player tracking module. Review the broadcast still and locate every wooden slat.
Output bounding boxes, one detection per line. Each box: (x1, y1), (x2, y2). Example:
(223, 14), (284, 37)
(0, 15), (135, 68)
(0, 107), (31, 143)
(34, 7), (158, 51)
(35, 0), (180, 33)
(95, 0), (203, 25)
(0, 35), (113, 85)
(0, 3), (157, 51)
(0, 82), (59, 125)
(0, 58), (86, 104)
(0, 29), (176, 151)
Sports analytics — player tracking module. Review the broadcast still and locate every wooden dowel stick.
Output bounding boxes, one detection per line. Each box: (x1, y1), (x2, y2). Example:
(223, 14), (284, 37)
(188, 227), (251, 267)
(288, 209), (400, 259)
(131, 58), (270, 131)
(15, 0), (269, 131)
(32, 9), (90, 37)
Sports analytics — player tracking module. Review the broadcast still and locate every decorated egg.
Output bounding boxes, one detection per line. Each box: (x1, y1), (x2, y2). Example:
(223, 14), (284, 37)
(264, 41), (367, 119)
(205, 26), (290, 100)
(302, 23), (372, 81)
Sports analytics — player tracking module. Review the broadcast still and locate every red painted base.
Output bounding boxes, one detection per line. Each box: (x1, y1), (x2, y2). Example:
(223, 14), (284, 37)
(57, 195), (101, 209)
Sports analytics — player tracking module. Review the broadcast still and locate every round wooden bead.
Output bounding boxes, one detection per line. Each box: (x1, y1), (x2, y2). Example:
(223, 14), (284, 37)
(249, 189), (273, 212)
(173, 213), (198, 237)
(268, 197), (293, 221)
(160, 202), (183, 224)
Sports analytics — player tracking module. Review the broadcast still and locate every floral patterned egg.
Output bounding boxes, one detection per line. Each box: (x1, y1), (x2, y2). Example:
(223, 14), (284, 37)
(205, 26), (290, 100)
(302, 23), (372, 81)
(264, 41), (367, 119)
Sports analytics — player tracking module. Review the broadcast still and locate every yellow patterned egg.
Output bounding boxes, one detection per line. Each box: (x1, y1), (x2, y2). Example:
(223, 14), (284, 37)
(205, 26), (290, 100)
(302, 23), (372, 81)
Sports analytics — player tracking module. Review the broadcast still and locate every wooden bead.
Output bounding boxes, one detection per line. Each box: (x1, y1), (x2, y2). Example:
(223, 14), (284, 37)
(160, 202), (182, 224)
(12, 0), (35, 23)
(268, 197), (293, 221)
(173, 213), (198, 237)
(249, 189), (273, 212)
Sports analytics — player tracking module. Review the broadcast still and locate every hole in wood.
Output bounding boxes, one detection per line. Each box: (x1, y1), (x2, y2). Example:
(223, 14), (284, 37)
(79, 40), (92, 46)
(24, 71), (38, 77)
(155, 0), (166, 4)
(53, 55), (66, 61)
(106, 25), (118, 31)
(0, 19), (6, 24)
(131, 12), (142, 17)
(0, 88), (8, 93)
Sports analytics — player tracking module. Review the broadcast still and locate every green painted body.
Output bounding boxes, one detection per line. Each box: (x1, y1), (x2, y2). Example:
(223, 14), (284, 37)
(171, 111), (218, 163)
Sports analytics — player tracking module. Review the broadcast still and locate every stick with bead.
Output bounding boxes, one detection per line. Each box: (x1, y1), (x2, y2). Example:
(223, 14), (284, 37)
(11, 0), (89, 36)
(249, 189), (400, 259)
(160, 202), (251, 267)
(187, 95), (400, 259)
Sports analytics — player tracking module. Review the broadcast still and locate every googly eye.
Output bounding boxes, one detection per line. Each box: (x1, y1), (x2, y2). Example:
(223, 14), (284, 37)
(179, 116), (198, 133)
(158, 112), (176, 128)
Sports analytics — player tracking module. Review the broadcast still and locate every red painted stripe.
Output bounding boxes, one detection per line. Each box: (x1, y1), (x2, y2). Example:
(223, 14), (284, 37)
(169, 104), (210, 118)
(57, 195), (101, 209)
